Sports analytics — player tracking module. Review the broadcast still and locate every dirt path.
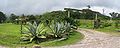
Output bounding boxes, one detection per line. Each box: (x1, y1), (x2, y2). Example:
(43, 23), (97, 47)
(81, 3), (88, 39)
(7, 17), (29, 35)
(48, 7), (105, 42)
(44, 28), (120, 48)
(0, 46), (6, 48)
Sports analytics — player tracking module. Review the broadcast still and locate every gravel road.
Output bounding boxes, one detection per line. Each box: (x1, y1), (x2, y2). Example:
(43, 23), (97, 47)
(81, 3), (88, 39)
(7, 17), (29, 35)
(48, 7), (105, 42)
(44, 28), (120, 48)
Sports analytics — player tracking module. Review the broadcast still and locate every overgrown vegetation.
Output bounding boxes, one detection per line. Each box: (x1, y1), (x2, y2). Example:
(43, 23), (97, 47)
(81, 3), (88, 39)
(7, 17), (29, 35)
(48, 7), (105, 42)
(20, 16), (78, 44)
(0, 23), (83, 47)
(0, 11), (6, 23)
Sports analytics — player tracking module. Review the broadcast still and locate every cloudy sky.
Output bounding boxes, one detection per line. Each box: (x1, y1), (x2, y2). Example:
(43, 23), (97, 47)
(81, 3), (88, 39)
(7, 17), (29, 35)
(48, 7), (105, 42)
(0, 0), (120, 16)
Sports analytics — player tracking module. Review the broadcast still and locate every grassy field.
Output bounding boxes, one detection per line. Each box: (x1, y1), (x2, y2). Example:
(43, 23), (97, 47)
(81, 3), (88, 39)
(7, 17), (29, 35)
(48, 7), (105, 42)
(79, 20), (94, 29)
(96, 26), (120, 36)
(0, 23), (84, 47)
(79, 20), (120, 36)
(0, 23), (21, 47)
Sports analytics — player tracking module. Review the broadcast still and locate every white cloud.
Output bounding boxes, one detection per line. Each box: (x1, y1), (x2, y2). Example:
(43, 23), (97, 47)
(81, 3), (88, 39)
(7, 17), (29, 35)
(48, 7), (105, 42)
(0, 0), (120, 16)
(90, 6), (120, 16)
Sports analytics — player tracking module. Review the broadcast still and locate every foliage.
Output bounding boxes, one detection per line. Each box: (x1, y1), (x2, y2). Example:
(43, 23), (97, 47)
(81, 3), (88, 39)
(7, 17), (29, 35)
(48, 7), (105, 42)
(0, 11), (7, 23)
(100, 21), (112, 28)
(20, 10), (78, 44)
(9, 14), (18, 23)
(49, 22), (71, 38)
(115, 20), (120, 28)
(79, 20), (93, 29)
(41, 11), (67, 24)
(21, 22), (47, 44)
(87, 5), (91, 9)
(21, 20), (73, 44)
(27, 15), (36, 22)
(109, 12), (118, 19)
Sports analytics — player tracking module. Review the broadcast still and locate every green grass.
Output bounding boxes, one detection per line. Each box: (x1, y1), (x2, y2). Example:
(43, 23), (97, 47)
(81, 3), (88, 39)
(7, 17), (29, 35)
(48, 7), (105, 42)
(0, 23), (84, 47)
(0, 23), (21, 47)
(78, 19), (120, 36)
(96, 26), (120, 36)
(39, 31), (84, 47)
(79, 20), (94, 29)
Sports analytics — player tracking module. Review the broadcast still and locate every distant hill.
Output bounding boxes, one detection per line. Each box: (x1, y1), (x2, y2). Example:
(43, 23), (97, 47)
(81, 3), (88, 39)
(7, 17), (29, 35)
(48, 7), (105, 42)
(47, 9), (111, 20)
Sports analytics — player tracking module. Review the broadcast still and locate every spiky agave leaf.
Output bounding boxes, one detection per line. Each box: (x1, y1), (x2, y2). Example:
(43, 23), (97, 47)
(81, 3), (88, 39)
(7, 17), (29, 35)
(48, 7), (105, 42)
(36, 23), (46, 34)
(64, 22), (71, 32)
(21, 21), (47, 43)
(49, 22), (68, 38)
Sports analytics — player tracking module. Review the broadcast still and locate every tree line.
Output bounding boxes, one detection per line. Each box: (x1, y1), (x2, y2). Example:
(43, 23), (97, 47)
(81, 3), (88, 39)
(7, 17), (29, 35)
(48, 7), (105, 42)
(0, 8), (120, 24)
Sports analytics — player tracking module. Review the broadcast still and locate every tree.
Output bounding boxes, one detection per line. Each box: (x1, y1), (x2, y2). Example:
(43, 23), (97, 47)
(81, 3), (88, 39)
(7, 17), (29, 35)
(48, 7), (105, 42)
(29, 15), (36, 20)
(9, 13), (18, 23)
(116, 14), (120, 20)
(109, 12), (118, 20)
(81, 9), (94, 19)
(0, 11), (6, 23)
(118, 14), (120, 18)
(28, 15), (36, 24)
(87, 5), (91, 9)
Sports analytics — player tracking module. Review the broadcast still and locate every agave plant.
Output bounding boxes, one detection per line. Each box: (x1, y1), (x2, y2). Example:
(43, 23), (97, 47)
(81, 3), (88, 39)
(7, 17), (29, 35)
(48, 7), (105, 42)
(21, 21), (47, 44)
(49, 22), (72, 38)
(64, 17), (78, 29)
(64, 21), (71, 33)
(49, 22), (64, 38)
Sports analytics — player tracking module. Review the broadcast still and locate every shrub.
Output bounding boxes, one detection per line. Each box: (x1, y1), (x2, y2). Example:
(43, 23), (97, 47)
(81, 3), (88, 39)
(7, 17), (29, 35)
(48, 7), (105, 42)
(115, 20), (120, 28)
(101, 21), (112, 28)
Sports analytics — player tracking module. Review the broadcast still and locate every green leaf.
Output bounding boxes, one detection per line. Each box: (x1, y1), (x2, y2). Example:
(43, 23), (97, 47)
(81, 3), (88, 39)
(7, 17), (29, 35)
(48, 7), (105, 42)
(30, 37), (34, 42)
(38, 35), (46, 38)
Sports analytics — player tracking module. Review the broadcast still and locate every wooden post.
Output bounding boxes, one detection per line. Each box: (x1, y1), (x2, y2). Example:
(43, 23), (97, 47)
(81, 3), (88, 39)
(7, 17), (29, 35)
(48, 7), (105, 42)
(21, 21), (22, 33)
(68, 11), (70, 17)
(94, 13), (98, 29)
(95, 13), (98, 20)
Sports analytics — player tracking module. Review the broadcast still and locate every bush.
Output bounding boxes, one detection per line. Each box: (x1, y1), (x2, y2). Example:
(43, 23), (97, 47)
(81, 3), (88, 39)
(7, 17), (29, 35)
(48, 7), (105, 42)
(101, 21), (112, 28)
(115, 20), (120, 28)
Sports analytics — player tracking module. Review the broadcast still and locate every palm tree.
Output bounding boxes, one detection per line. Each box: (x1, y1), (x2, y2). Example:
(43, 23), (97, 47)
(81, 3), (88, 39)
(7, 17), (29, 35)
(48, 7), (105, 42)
(87, 5), (91, 9)
(109, 12), (118, 20)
